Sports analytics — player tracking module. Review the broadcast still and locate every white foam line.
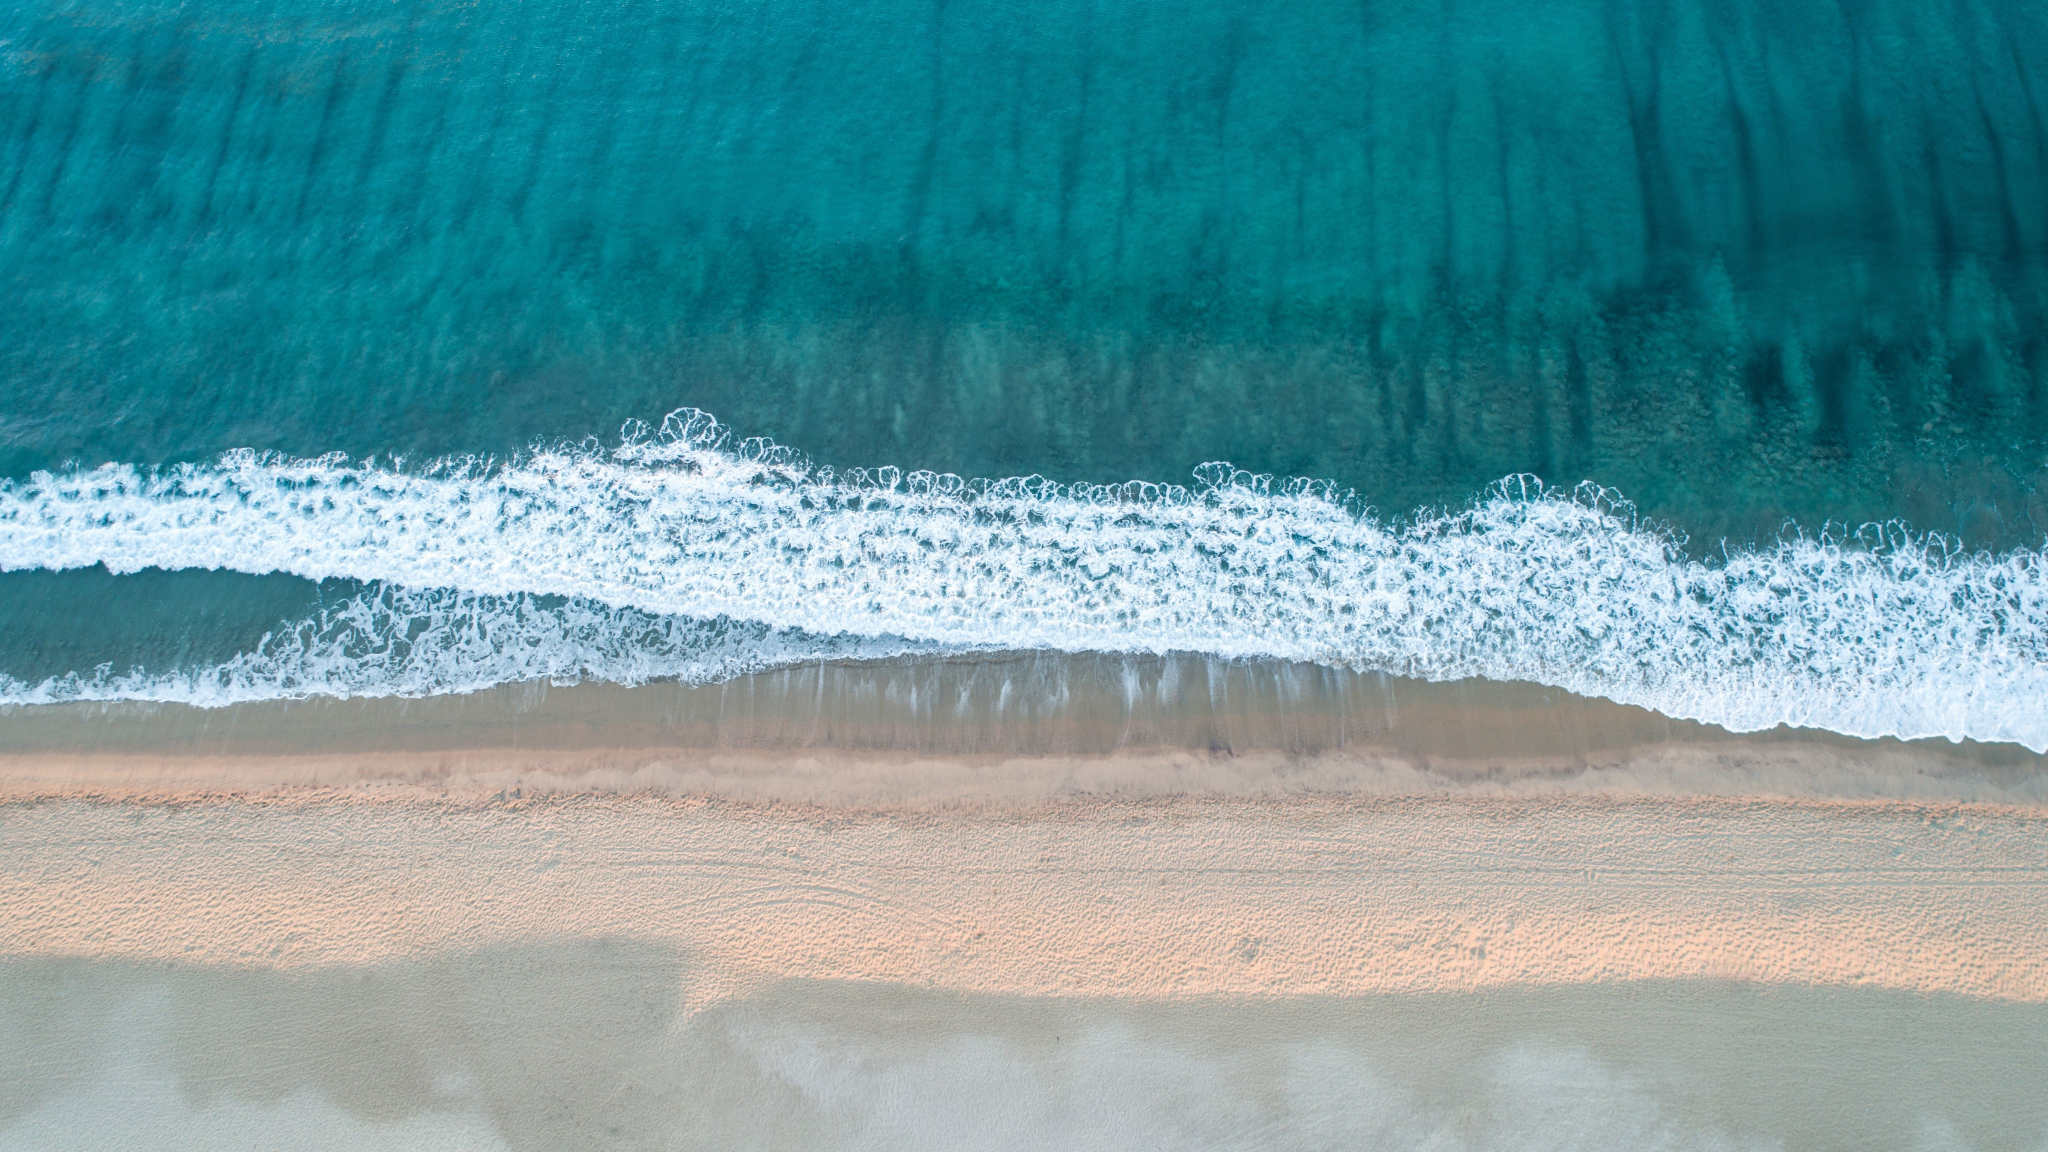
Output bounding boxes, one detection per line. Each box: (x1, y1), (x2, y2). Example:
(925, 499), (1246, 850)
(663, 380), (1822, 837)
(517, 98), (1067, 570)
(3, 410), (2044, 749)
(0, 585), (942, 708)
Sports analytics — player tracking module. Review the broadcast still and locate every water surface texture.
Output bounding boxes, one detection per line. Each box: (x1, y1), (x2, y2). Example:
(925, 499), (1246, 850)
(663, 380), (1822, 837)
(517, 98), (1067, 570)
(2, 0), (2047, 743)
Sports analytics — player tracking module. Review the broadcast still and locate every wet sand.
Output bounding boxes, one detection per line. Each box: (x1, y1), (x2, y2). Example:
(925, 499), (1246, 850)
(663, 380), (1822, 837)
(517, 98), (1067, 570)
(3, 655), (2043, 806)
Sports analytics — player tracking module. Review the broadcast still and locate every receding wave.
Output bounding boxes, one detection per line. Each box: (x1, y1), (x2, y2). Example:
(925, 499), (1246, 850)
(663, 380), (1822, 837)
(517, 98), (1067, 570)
(0, 583), (939, 708)
(2, 410), (2044, 749)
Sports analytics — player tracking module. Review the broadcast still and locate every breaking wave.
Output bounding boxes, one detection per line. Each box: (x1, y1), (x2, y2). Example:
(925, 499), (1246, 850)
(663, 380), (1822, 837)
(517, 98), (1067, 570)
(0, 583), (939, 708)
(2, 409), (2044, 749)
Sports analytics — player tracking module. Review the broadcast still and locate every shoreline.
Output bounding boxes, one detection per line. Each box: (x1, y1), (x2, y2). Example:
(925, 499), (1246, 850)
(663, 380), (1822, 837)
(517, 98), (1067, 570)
(8, 745), (2047, 809)
(3, 655), (2043, 807)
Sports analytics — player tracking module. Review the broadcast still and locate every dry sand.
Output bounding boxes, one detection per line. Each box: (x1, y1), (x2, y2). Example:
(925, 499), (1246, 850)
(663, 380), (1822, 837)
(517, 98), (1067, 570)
(5, 792), (2045, 999)
(4, 792), (2047, 1149)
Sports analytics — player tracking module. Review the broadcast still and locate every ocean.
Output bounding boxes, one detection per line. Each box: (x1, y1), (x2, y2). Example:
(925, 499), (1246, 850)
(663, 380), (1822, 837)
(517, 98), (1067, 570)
(1, 0), (2045, 740)
(8, 5), (2048, 1143)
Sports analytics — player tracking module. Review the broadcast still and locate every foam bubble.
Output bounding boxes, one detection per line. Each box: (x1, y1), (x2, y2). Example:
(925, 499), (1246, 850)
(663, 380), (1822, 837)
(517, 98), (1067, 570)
(0, 584), (936, 708)
(2, 409), (2043, 749)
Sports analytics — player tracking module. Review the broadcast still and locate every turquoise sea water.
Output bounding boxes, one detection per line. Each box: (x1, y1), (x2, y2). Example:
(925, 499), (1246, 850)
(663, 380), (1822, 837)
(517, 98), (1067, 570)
(2, 0), (2046, 745)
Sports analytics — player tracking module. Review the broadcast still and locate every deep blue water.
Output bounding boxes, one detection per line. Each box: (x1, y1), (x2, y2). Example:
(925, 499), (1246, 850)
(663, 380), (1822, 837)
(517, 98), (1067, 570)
(2, 0), (2046, 744)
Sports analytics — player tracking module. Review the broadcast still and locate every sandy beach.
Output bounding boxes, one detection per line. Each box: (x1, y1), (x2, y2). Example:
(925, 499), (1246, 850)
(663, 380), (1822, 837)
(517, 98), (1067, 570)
(4, 790), (2047, 1148)
(4, 657), (2043, 807)
(5, 662), (2047, 1148)
(7, 790), (2045, 997)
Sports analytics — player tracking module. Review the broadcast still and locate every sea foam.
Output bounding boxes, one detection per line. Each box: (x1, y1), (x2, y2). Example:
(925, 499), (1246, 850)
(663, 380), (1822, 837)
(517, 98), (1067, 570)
(2, 410), (2044, 749)
(0, 584), (937, 709)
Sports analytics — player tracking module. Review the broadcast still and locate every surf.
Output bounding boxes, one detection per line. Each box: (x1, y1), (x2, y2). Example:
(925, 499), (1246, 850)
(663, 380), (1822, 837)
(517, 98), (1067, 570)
(2, 409), (2043, 750)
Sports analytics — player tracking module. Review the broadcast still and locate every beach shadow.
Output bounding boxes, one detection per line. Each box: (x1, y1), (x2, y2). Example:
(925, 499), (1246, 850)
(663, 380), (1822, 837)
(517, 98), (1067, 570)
(5, 955), (2046, 1150)
(0, 940), (818, 1151)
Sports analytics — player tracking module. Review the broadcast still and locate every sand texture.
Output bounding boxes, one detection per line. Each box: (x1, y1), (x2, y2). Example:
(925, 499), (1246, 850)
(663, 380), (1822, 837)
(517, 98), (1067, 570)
(5, 792), (2048, 1149)
(5, 659), (2046, 1148)
(4, 659), (2044, 807)
(5, 794), (2043, 1000)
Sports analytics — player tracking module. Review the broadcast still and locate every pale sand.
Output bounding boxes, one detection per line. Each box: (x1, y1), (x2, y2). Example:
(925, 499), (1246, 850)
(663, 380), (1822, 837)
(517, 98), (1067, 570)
(5, 794), (2043, 1001)
(4, 793), (2047, 1147)
(5, 658), (2046, 1146)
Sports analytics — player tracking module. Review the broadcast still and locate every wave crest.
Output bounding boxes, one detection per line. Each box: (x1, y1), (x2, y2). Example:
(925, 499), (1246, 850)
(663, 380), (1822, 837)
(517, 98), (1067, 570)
(3, 410), (2044, 748)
